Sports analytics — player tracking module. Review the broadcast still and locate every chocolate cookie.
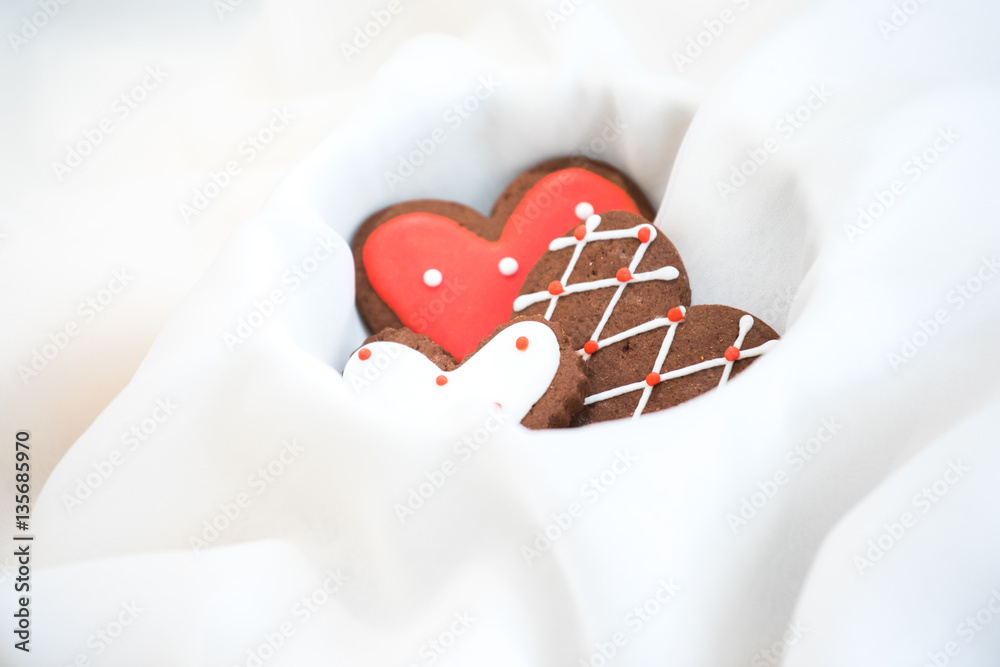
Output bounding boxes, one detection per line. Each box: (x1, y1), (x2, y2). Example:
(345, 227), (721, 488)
(352, 157), (655, 361)
(575, 305), (779, 425)
(343, 317), (588, 429)
(511, 210), (692, 350)
(509, 210), (778, 425)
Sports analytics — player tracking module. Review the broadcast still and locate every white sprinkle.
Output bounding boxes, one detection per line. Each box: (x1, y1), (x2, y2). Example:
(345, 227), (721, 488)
(575, 202), (595, 220)
(498, 257), (519, 276)
(423, 269), (443, 287)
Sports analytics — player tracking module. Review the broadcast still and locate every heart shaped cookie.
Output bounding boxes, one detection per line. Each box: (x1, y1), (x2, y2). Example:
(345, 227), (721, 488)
(343, 318), (588, 429)
(577, 305), (779, 425)
(512, 210), (692, 350)
(511, 210), (778, 425)
(353, 157), (654, 360)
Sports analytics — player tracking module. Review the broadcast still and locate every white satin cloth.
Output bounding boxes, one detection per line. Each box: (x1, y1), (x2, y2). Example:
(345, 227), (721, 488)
(4, 0), (1000, 664)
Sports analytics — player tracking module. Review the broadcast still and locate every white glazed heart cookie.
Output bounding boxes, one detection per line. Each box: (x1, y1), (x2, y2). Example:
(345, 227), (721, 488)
(342, 318), (588, 429)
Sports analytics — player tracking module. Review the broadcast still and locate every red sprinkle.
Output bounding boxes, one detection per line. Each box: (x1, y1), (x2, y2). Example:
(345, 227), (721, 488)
(436, 375), (449, 386)
(516, 336), (529, 351)
(724, 346), (741, 362)
(645, 372), (661, 386)
(616, 268), (632, 282)
(573, 225), (587, 241)
(358, 348), (372, 361)
(583, 340), (599, 355)
(637, 227), (652, 244)
(548, 280), (564, 296)
(667, 306), (685, 323)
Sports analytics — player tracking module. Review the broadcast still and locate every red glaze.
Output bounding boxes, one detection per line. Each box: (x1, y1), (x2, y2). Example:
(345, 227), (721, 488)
(362, 168), (642, 359)
(724, 346), (741, 362)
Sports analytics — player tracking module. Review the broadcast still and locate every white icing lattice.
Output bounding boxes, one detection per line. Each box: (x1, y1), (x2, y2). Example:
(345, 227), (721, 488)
(512, 206), (679, 338)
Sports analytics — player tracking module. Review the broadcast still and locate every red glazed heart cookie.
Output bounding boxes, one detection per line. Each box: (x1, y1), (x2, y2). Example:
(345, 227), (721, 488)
(353, 157), (655, 360)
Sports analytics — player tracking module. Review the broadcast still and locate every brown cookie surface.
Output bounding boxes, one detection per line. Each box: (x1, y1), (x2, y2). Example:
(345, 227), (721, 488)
(364, 326), (458, 371)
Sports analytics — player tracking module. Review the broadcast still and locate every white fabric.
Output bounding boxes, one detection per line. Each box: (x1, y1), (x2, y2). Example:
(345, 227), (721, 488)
(3, 0), (1000, 664)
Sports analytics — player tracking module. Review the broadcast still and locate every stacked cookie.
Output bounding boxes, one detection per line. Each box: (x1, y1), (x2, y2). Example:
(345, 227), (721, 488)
(344, 158), (779, 428)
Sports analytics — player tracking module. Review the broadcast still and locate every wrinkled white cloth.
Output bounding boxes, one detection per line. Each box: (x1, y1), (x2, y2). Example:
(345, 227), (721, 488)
(3, 0), (1000, 665)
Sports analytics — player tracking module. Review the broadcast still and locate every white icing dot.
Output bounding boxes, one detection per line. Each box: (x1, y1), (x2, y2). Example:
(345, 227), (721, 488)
(498, 257), (519, 276)
(575, 202), (595, 220)
(423, 269), (443, 287)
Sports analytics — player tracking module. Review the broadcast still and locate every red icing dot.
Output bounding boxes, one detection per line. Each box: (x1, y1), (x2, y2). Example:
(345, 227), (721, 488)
(645, 372), (661, 386)
(516, 336), (529, 351)
(667, 306), (685, 323)
(583, 340), (599, 355)
(357, 348), (372, 361)
(436, 375), (449, 386)
(548, 280), (564, 296)
(724, 346), (741, 362)
(616, 268), (632, 282)
(637, 227), (652, 244)
(574, 225), (587, 241)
